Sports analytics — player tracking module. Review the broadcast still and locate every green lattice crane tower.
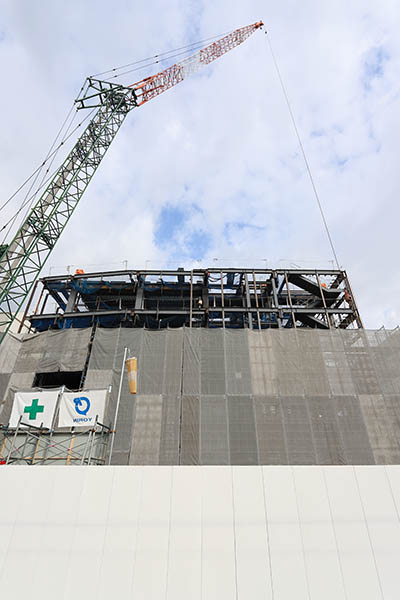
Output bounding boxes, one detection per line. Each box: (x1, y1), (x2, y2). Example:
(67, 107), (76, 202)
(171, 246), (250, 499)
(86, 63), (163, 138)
(0, 21), (263, 344)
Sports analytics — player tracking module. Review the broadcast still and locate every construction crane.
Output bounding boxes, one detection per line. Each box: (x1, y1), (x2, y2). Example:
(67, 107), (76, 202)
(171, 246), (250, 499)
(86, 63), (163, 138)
(0, 21), (263, 343)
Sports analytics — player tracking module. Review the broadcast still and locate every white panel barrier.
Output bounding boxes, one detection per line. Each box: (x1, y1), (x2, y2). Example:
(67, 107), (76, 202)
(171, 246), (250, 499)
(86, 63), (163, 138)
(0, 466), (399, 600)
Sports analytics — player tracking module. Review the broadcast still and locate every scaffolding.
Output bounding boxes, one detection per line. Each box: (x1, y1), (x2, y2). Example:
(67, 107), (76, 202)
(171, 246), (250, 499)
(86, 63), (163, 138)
(0, 418), (110, 465)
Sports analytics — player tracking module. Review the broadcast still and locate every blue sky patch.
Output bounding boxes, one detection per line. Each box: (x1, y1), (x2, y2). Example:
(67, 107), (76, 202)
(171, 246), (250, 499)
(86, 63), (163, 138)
(363, 45), (390, 91)
(154, 205), (185, 248)
(185, 230), (211, 259)
(154, 203), (211, 259)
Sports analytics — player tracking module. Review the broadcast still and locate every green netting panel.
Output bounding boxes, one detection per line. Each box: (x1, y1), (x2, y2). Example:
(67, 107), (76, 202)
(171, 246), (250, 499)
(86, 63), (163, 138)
(86, 328), (121, 371)
(341, 331), (381, 395)
(225, 331), (252, 395)
(334, 395), (375, 464)
(359, 394), (400, 464)
(37, 328), (91, 372)
(180, 395), (200, 465)
(140, 331), (166, 394)
(200, 395), (229, 465)
(276, 332), (305, 396)
(159, 395), (181, 465)
(281, 396), (315, 465)
(129, 395), (162, 465)
(200, 331), (226, 395)
(13, 332), (47, 373)
(182, 329), (201, 395)
(227, 395), (257, 465)
(253, 396), (288, 464)
(12, 329), (91, 373)
(0, 331), (21, 373)
(84, 369), (113, 390)
(307, 396), (346, 465)
(382, 395), (400, 461)
(298, 331), (330, 396)
(247, 331), (278, 396)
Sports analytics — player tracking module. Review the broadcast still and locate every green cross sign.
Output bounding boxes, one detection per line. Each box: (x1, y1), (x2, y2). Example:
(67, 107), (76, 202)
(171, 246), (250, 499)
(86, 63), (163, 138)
(24, 398), (44, 420)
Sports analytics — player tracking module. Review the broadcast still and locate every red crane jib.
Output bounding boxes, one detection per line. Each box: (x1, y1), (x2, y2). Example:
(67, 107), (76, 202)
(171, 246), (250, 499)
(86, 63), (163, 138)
(129, 21), (264, 106)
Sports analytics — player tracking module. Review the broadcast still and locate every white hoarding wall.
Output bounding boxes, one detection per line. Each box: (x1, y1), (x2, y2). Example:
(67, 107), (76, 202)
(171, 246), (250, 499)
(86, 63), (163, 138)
(0, 465), (399, 599)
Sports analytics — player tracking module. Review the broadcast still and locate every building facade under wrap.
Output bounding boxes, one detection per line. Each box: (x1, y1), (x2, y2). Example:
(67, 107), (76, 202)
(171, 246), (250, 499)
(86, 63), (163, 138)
(0, 268), (400, 598)
(1, 326), (400, 466)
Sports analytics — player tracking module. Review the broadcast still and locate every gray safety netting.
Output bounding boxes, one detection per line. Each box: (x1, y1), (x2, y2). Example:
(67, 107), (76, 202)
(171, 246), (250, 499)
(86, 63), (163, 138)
(1, 326), (400, 465)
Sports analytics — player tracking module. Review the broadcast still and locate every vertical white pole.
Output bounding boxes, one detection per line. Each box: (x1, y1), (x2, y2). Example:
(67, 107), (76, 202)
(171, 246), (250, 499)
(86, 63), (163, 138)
(108, 346), (128, 465)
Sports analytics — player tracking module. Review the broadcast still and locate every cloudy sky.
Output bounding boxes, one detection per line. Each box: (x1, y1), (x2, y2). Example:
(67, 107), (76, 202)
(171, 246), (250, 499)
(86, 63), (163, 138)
(0, 1), (399, 328)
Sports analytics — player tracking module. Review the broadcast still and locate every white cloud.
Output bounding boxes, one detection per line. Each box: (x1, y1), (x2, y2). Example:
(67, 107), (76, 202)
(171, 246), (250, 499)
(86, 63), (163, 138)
(0, 0), (399, 327)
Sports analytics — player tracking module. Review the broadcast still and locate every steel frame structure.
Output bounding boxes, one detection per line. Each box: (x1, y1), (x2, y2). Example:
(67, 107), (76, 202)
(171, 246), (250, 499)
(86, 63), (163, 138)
(24, 267), (363, 332)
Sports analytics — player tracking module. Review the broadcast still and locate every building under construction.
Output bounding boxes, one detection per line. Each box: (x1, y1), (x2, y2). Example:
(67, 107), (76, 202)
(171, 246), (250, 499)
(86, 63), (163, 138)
(1, 265), (399, 468)
(0, 20), (399, 600)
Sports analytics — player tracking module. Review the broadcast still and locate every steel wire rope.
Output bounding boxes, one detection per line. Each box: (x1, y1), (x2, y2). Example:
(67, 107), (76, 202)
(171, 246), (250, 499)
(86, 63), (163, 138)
(21, 98), (83, 216)
(264, 32), (341, 271)
(0, 84), (85, 217)
(1, 100), (81, 243)
(103, 40), (232, 82)
(104, 48), (203, 82)
(0, 106), (97, 242)
(91, 28), (234, 78)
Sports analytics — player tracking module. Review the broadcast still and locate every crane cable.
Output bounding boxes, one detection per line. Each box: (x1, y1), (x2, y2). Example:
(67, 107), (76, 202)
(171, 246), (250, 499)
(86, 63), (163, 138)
(2, 105), (83, 244)
(0, 96), (89, 217)
(1, 100), (81, 244)
(0, 105), (97, 242)
(91, 28), (234, 78)
(102, 39), (235, 82)
(265, 32), (341, 271)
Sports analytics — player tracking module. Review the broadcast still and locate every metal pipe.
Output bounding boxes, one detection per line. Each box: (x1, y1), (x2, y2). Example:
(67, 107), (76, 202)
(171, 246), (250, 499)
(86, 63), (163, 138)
(344, 271), (364, 329)
(316, 272), (331, 329)
(244, 273), (253, 330)
(81, 427), (91, 465)
(88, 415), (98, 465)
(220, 270), (225, 329)
(284, 272), (296, 329)
(252, 271), (261, 330)
(189, 270), (193, 328)
(108, 346), (128, 465)
(271, 273), (282, 328)
(18, 280), (38, 333)
(6, 416), (21, 464)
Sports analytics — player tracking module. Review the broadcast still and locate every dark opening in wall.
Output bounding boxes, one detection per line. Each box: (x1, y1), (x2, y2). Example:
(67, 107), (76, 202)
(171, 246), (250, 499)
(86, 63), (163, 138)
(33, 371), (82, 390)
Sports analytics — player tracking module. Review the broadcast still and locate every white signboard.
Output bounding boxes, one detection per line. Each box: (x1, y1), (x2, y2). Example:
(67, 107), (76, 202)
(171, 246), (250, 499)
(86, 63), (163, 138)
(58, 390), (107, 428)
(10, 391), (59, 428)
